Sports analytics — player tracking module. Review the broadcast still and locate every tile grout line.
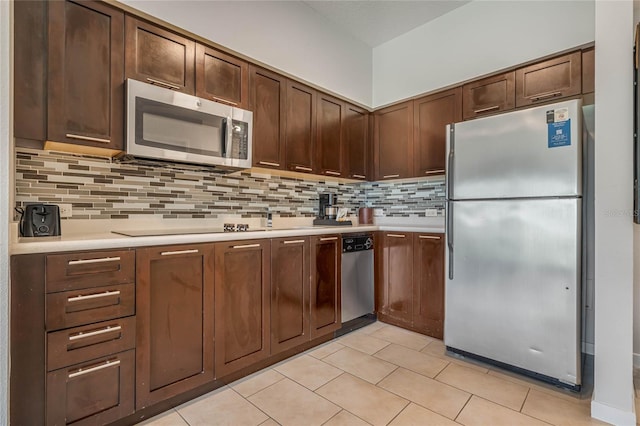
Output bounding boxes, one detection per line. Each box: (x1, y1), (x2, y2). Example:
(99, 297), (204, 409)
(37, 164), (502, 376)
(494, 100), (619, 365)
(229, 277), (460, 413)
(519, 387), (531, 412)
(452, 393), (473, 422)
(381, 400), (411, 426)
(472, 394), (555, 426)
(374, 365), (400, 385)
(229, 386), (280, 425)
(174, 408), (192, 426)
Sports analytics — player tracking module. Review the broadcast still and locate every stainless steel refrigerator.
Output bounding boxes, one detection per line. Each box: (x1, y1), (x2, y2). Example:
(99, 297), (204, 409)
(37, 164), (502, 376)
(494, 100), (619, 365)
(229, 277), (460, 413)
(444, 99), (582, 389)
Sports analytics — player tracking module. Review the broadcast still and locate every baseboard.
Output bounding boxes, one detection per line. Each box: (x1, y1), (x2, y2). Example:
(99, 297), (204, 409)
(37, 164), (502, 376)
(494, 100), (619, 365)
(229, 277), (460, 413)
(582, 342), (595, 355)
(634, 353), (640, 369)
(591, 399), (636, 426)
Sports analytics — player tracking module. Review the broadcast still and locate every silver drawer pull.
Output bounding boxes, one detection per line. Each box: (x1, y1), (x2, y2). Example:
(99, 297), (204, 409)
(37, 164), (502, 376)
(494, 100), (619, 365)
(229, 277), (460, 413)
(161, 249), (199, 256)
(68, 256), (120, 266)
(68, 359), (121, 378)
(387, 234), (406, 238)
(69, 325), (122, 341)
(65, 134), (111, 144)
(383, 174), (400, 179)
(283, 240), (305, 245)
(474, 105), (500, 114)
(232, 243), (261, 249)
(325, 171), (341, 176)
(258, 161), (280, 167)
(68, 290), (120, 303)
(212, 96), (238, 106)
(320, 237), (338, 241)
(425, 170), (445, 175)
(531, 91), (562, 102)
(294, 166), (313, 172)
(352, 174), (366, 179)
(419, 235), (441, 240)
(146, 77), (181, 90)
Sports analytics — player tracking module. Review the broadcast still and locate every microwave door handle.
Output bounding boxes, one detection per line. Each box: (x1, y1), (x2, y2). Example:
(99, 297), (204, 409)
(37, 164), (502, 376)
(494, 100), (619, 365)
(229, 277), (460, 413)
(225, 115), (233, 158)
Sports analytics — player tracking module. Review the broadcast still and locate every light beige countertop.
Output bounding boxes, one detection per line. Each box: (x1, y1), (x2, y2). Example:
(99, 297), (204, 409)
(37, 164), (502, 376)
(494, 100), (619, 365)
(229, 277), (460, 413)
(10, 216), (445, 255)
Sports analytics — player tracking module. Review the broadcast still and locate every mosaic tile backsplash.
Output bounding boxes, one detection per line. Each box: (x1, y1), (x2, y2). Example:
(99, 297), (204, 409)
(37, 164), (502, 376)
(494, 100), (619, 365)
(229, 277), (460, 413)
(14, 149), (445, 220)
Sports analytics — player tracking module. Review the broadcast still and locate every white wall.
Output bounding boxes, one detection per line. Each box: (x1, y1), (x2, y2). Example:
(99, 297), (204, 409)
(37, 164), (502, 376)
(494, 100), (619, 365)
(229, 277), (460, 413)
(591, 0), (635, 424)
(120, 0), (373, 106)
(372, 0), (595, 107)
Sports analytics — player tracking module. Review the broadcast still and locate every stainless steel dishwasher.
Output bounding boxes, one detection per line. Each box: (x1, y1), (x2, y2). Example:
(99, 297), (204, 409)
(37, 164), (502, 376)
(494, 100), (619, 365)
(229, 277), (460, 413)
(341, 234), (375, 324)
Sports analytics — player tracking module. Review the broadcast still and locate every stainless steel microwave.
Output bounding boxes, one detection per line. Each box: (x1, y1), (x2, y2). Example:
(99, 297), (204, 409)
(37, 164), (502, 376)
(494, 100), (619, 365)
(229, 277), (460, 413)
(126, 79), (253, 169)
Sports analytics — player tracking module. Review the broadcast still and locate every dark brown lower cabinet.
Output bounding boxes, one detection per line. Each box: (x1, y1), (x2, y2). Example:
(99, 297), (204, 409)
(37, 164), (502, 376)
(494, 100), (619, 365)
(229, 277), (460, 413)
(136, 244), (215, 409)
(378, 232), (413, 326)
(215, 240), (271, 377)
(413, 233), (445, 339)
(271, 237), (311, 353)
(310, 235), (341, 339)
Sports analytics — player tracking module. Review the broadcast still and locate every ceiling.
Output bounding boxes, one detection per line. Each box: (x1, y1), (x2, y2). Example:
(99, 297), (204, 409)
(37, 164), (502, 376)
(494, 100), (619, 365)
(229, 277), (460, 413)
(302, 0), (471, 47)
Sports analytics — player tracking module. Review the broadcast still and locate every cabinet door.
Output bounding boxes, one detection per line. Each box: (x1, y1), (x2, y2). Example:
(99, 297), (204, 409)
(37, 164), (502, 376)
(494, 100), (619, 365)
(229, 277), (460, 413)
(515, 51), (582, 107)
(412, 234), (445, 339)
(413, 87), (462, 177)
(374, 101), (413, 180)
(215, 240), (271, 377)
(136, 244), (215, 408)
(196, 44), (249, 108)
(582, 48), (595, 95)
(462, 72), (515, 120)
(316, 94), (345, 178)
(285, 81), (317, 174)
(48, 0), (124, 151)
(379, 233), (413, 326)
(250, 66), (286, 170)
(310, 235), (341, 339)
(344, 104), (370, 181)
(271, 237), (310, 353)
(125, 16), (195, 94)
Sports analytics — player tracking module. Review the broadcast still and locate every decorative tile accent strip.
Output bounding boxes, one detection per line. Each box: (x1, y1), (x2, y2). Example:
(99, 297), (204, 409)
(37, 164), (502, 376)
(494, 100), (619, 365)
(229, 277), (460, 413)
(14, 148), (445, 219)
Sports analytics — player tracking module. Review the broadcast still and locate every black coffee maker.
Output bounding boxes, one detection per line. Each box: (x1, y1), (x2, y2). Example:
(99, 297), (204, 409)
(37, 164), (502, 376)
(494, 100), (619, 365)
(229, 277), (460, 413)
(17, 204), (61, 237)
(313, 193), (352, 226)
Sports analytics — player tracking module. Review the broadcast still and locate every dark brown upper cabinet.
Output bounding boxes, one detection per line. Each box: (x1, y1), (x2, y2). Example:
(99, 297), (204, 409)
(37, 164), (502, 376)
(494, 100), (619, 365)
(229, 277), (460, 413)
(125, 16), (195, 94)
(310, 235), (341, 339)
(413, 87), (461, 177)
(285, 81), (317, 174)
(196, 44), (249, 108)
(374, 101), (413, 180)
(515, 51), (582, 107)
(47, 0), (124, 151)
(343, 104), (370, 181)
(250, 66), (287, 170)
(462, 71), (515, 120)
(582, 48), (595, 95)
(316, 94), (345, 178)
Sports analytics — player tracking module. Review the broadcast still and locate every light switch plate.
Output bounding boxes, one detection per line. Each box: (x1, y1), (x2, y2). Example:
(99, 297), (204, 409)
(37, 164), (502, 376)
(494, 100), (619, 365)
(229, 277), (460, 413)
(425, 209), (438, 217)
(59, 204), (73, 218)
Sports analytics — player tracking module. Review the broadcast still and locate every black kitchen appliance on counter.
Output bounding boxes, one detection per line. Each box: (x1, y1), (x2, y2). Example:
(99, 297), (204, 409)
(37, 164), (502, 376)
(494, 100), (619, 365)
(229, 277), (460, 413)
(313, 193), (352, 226)
(17, 204), (61, 237)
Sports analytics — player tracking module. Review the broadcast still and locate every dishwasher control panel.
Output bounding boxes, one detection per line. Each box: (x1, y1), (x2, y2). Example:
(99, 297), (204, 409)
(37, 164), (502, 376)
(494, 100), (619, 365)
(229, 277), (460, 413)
(342, 234), (374, 253)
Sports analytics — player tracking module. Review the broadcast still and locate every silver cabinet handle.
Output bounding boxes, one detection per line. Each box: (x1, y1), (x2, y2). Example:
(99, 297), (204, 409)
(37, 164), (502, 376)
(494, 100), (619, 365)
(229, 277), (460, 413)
(352, 174), (366, 179)
(68, 359), (120, 378)
(68, 256), (120, 265)
(69, 325), (122, 341)
(387, 234), (405, 238)
(65, 134), (110, 144)
(161, 249), (199, 256)
(325, 171), (341, 176)
(294, 166), (313, 172)
(283, 240), (305, 244)
(146, 77), (181, 90)
(232, 243), (261, 249)
(383, 174), (399, 179)
(258, 161), (280, 167)
(212, 96), (238, 106)
(473, 105), (500, 114)
(419, 235), (441, 240)
(425, 170), (445, 175)
(68, 290), (120, 303)
(320, 237), (338, 241)
(531, 91), (562, 102)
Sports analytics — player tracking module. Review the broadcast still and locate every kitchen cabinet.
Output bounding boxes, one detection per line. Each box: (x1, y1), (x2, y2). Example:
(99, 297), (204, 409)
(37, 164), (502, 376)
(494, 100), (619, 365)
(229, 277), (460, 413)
(285, 81), (317, 174)
(250, 66), (287, 170)
(462, 72), (515, 120)
(310, 235), (342, 339)
(125, 16), (195, 94)
(413, 87), (462, 177)
(413, 233), (445, 339)
(582, 48), (595, 94)
(316, 94), (345, 177)
(343, 104), (370, 180)
(196, 44), (249, 108)
(515, 51), (582, 108)
(377, 232), (414, 326)
(271, 237), (310, 353)
(374, 101), (414, 180)
(215, 240), (271, 377)
(47, 0), (124, 151)
(136, 244), (214, 408)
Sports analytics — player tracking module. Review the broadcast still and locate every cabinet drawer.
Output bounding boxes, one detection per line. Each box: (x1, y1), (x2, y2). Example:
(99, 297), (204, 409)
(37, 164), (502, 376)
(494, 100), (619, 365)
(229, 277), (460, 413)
(46, 349), (134, 426)
(47, 283), (135, 331)
(48, 316), (136, 371)
(47, 250), (135, 293)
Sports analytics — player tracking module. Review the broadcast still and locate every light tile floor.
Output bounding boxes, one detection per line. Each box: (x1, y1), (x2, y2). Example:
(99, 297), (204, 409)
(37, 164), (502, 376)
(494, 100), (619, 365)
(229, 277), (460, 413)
(139, 322), (607, 426)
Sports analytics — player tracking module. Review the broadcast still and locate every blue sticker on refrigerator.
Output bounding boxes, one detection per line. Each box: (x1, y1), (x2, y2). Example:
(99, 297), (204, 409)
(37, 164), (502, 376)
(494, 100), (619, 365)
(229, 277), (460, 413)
(548, 119), (571, 148)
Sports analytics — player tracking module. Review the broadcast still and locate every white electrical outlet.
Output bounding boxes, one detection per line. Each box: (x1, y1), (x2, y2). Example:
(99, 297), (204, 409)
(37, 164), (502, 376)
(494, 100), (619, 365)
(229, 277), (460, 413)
(425, 209), (438, 217)
(59, 204), (73, 218)
(374, 208), (385, 217)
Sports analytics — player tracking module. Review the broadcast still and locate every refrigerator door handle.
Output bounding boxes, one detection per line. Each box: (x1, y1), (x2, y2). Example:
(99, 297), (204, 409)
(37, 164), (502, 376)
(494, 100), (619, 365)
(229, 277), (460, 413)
(447, 200), (454, 279)
(447, 125), (455, 200)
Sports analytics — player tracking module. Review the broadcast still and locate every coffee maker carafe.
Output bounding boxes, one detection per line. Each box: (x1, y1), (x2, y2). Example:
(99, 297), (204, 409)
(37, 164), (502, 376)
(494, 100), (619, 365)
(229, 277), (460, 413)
(313, 193), (352, 226)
